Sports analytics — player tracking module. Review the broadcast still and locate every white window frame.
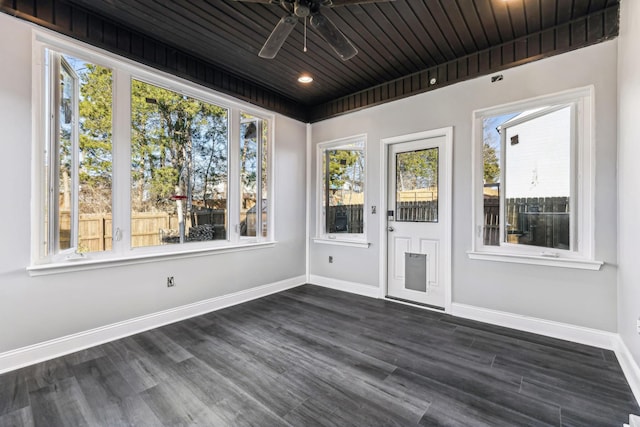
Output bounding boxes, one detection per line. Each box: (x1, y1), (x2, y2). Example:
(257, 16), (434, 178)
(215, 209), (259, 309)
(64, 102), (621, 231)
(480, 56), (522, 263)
(313, 135), (369, 248)
(29, 30), (275, 275)
(238, 113), (270, 241)
(468, 86), (603, 270)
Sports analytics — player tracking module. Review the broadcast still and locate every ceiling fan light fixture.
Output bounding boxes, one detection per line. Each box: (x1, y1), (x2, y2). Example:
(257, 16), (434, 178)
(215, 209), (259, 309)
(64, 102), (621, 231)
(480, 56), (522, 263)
(298, 74), (314, 83)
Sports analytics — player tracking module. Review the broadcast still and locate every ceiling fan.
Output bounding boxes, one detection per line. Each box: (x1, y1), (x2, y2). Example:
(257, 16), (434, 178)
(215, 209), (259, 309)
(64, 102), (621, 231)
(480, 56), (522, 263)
(234, 0), (395, 61)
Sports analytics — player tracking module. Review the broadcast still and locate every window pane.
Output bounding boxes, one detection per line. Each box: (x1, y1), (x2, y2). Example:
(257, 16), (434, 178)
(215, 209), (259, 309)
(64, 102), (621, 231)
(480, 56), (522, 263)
(56, 54), (113, 254)
(322, 142), (365, 234)
(130, 80), (228, 247)
(482, 115), (506, 246)
(503, 107), (571, 249)
(395, 148), (438, 223)
(240, 113), (268, 238)
(261, 119), (269, 238)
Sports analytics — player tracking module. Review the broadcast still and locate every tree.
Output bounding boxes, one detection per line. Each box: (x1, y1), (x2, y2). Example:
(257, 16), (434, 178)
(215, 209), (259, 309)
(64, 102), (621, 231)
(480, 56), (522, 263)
(240, 119), (258, 208)
(78, 63), (113, 214)
(483, 142), (500, 184)
(68, 58), (228, 219)
(396, 149), (438, 192)
(326, 149), (362, 191)
(130, 80), (228, 214)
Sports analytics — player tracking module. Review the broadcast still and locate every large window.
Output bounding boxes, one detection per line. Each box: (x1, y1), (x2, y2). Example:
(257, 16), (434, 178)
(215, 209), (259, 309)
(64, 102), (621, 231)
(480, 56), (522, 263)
(316, 136), (366, 242)
(34, 37), (272, 268)
(130, 80), (229, 247)
(470, 87), (600, 269)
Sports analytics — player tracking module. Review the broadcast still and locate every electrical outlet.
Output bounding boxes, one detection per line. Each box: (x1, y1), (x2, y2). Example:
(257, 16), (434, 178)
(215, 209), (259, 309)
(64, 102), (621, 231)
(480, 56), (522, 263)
(167, 276), (175, 287)
(329, 256), (333, 263)
(636, 318), (640, 334)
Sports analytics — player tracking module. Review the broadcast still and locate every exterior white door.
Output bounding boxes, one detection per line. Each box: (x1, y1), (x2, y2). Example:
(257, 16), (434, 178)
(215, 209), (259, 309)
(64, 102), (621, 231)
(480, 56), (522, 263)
(386, 133), (451, 309)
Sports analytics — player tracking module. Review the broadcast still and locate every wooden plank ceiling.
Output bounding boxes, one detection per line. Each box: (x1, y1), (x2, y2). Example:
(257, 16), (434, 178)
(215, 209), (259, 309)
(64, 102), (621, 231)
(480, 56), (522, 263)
(1, 0), (619, 122)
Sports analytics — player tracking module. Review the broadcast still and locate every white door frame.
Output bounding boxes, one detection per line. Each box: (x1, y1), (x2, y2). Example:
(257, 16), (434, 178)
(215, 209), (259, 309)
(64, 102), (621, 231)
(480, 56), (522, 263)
(378, 127), (453, 313)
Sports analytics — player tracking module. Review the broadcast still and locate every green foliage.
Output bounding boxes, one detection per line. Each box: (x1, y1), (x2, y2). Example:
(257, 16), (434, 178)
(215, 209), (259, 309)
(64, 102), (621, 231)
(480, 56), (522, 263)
(63, 56), (230, 215)
(483, 142), (500, 184)
(78, 63), (112, 190)
(150, 166), (179, 201)
(396, 149), (438, 191)
(130, 80), (228, 213)
(326, 149), (362, 191)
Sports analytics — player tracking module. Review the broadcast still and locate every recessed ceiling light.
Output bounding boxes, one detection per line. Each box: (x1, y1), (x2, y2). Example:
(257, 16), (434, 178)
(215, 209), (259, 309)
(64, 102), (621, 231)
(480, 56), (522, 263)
(298, 75), (313, 84)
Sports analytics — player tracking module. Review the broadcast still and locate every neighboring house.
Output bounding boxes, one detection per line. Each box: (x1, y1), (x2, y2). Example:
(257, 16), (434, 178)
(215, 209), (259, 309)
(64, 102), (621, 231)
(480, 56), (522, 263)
(501, 107), (571, 199)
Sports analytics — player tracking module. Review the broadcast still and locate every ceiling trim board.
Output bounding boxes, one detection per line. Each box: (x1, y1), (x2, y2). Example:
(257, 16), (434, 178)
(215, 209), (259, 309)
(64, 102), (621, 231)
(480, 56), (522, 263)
(308, 6), (619, 122)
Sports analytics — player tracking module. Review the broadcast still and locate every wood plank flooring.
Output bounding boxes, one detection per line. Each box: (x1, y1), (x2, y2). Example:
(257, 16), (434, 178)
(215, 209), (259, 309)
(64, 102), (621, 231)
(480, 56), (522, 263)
(1, 284), (638, 426)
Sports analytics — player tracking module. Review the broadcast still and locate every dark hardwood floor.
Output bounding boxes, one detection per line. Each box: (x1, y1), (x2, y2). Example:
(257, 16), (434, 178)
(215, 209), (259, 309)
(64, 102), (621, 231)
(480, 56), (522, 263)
(1, 284), (638, 426)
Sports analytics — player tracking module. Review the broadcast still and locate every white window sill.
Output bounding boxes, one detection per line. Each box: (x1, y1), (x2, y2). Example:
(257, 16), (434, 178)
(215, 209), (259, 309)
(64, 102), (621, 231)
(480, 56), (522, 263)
(27, 241), (276, 276)
(467, 251), (603, 271)
(312, 238), (370, 248)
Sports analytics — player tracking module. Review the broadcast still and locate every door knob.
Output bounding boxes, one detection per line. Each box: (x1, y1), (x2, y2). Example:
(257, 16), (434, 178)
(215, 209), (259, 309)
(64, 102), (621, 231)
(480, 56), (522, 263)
(387, 226), (395, 232)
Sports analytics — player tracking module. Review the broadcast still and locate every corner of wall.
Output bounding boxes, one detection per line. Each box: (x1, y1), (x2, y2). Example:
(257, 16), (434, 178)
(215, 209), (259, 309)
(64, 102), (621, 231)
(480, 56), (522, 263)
(305, 122), (312, 283)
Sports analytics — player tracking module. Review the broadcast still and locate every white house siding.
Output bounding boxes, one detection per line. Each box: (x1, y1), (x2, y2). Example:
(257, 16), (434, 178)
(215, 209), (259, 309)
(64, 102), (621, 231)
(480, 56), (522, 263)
(504, 107), (571, 199)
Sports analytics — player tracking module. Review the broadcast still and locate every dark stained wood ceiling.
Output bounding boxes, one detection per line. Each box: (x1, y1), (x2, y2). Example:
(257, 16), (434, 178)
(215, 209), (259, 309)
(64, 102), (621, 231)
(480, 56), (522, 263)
(1, 0), (619, 122)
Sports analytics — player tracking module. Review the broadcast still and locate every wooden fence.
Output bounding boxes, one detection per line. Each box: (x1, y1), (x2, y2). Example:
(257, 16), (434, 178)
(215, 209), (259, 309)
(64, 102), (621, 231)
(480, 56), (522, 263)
(326, 201), (439, 233)
(327, 204), (364, 233)
(60, 210), (226, 251)
(484, 197), (500, 245)
(396, 201), (438, 222)
(483, 196), (570, 249)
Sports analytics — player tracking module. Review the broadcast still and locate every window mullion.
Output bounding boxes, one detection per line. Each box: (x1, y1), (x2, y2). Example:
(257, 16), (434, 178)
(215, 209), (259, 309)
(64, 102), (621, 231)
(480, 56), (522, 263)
(69, 60), (80, 251)
(111, 69), (132, 255)
(569, 102), (578, 253)
(228, 108), (240, 244)
(499, 128), (506, 247)
(324, 149), (330, 235)
(49, 52), (62, 256)
(256, 120), (263, 240)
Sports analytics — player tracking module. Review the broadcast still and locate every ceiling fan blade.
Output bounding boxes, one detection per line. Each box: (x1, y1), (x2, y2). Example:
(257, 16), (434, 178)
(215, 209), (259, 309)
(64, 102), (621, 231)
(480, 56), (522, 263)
(327, 0), (395, 6)
(309, 13), (358, 61)
(259, 15), (298, 59)
(233, 0), (278, 4)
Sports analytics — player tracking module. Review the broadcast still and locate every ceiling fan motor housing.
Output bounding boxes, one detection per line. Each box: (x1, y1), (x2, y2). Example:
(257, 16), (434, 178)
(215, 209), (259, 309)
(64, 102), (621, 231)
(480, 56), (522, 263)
(294, 0), (311, 17)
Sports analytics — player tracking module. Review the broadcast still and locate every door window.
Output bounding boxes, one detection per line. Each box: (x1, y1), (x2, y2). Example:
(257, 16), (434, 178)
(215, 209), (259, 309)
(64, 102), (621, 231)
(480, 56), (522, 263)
(395, 148), (438, 223)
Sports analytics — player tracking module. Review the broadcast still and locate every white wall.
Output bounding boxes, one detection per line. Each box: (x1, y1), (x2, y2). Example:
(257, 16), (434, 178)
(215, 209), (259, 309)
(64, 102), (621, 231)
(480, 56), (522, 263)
(0, 13), (307, 353)
(618, 0), (640, 367)
(310, 40), (619, 331)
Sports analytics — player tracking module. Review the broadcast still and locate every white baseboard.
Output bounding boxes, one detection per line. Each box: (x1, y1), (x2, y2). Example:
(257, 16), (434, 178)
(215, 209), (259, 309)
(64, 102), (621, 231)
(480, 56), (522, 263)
(613, 335), (640, 407)
(451, 302), (618, 350)
(309, 274), (380, 299)
(0, 275), (306, 374)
